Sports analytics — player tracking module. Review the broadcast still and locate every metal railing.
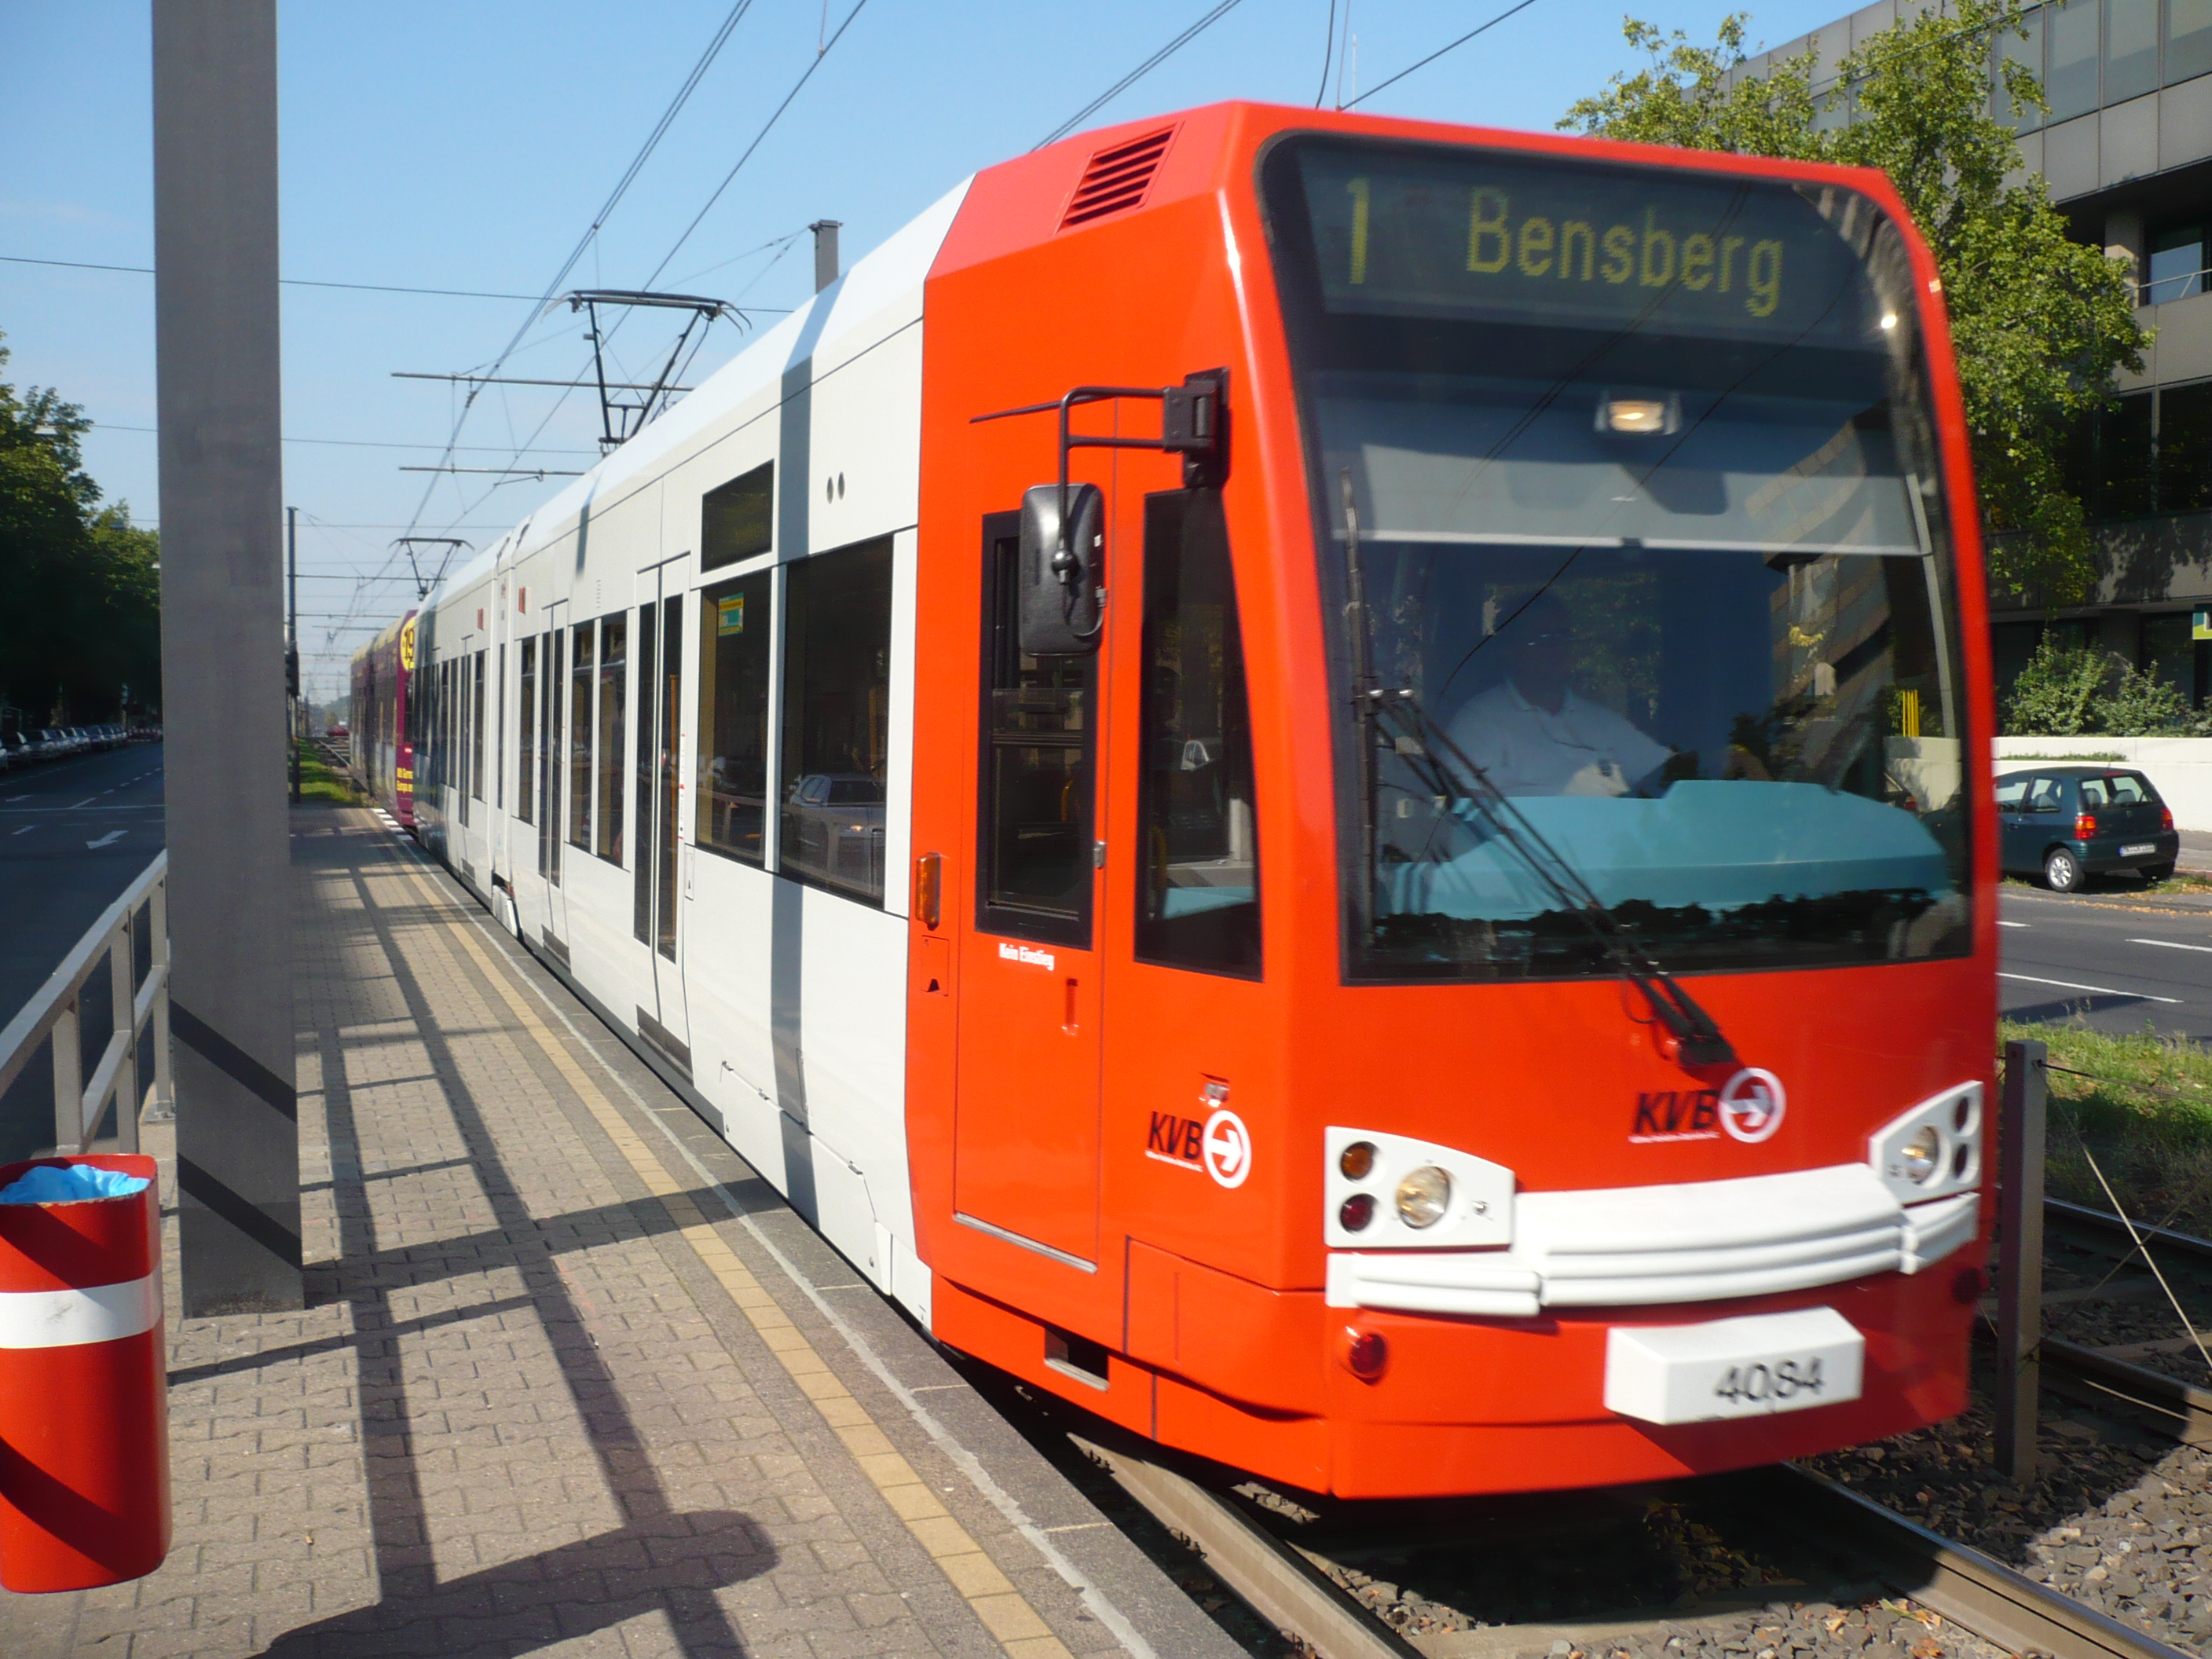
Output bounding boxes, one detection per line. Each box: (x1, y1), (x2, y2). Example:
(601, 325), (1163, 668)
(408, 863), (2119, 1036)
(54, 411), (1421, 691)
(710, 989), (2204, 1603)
(0, 851), (170, 1155)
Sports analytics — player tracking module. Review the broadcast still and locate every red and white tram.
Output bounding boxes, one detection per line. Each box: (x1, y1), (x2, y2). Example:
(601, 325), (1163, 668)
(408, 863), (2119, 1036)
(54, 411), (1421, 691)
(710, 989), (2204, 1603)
(354, 102), (1994, 1498)
(350, 610), (417, 829)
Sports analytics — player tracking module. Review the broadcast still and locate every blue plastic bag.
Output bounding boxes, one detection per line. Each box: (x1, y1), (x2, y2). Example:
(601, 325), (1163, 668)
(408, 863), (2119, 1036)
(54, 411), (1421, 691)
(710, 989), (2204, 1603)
(0, 1164), (151, 1204)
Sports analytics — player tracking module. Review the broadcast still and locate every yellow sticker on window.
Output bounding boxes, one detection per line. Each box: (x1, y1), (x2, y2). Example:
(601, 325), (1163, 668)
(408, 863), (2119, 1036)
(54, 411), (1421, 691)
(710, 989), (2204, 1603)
(717, 594), (745, 635)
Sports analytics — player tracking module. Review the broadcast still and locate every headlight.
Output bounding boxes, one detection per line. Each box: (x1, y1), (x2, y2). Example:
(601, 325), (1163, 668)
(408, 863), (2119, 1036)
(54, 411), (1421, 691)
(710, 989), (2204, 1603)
(1395, 1166), (1452, 1228)
(1899, 1126), (1942, 1185)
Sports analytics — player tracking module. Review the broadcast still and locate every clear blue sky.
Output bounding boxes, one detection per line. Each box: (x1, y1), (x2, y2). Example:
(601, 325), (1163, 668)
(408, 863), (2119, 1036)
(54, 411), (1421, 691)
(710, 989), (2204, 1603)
(1, 0), (1848, 700)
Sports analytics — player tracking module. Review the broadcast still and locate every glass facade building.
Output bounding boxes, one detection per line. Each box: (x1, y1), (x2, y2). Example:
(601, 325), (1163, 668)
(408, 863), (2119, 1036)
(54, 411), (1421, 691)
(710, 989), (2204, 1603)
(1734, 0), (2212, 706)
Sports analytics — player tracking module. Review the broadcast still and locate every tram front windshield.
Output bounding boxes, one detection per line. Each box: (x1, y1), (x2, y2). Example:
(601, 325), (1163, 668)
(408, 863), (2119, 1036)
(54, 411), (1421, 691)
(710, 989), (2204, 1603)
(1261, 137), (1972, 981)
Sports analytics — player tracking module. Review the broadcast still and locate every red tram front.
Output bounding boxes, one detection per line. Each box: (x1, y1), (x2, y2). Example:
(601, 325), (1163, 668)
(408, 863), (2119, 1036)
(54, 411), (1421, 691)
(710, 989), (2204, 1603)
(905, 106), (1992, 1497)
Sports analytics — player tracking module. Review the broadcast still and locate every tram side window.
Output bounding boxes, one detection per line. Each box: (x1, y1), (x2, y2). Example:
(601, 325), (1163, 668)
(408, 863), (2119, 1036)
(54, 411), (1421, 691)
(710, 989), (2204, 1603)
(597, 613), (627, 865)
(1136, 489), (1261, 977)
(696, 573), (772, 865)
(471, 650), (486, 804)
(779, 538), (892, 905)
(517, 637), (537, 826)
(977, 512), (1094, 947)
(569, 620), (595, 851)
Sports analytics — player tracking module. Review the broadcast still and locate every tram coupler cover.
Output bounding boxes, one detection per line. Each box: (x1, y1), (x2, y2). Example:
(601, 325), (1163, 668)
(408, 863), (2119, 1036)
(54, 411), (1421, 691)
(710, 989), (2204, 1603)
(0, 1154), (171, 1591)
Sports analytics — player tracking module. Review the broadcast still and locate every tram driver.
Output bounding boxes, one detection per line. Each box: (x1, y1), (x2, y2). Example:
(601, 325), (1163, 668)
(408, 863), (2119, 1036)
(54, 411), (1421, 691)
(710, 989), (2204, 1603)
(1445, 591), (1671, 798)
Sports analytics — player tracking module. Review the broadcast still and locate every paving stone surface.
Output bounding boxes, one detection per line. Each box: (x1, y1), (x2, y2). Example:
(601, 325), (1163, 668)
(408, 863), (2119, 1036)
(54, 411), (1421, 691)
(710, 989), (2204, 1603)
(1, 810), (1233, 1659)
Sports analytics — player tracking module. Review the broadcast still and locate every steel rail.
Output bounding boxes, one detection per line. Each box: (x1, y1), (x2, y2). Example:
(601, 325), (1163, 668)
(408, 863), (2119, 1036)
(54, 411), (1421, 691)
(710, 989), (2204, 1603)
(1068, 1435), (1420, 1659)
(2045, 1196), (2212, 1265)
(1072, 1430), (2187, 1659)
(2034, 1196), (2212, 1440)
(1726, 1465), (2188, 1659)
(2038, 1335), (2212, 1444)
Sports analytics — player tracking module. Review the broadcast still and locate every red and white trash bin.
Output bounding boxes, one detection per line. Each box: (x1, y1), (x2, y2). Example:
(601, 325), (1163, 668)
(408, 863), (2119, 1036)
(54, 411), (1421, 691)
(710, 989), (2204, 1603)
(0, 1153), (172, 1591)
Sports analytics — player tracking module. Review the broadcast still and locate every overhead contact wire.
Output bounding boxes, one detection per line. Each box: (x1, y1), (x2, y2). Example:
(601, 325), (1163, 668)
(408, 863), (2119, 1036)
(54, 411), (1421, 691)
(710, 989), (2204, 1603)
(382, 0), (761, 588)
(640, 0), (872, 291)
(1342, 0), (1540, 109)
(1035, 0), (1249, 150)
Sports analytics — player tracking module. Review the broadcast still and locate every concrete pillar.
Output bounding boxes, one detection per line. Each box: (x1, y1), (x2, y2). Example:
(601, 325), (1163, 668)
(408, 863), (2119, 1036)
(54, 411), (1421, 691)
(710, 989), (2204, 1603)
(153, 0), (302, 1314)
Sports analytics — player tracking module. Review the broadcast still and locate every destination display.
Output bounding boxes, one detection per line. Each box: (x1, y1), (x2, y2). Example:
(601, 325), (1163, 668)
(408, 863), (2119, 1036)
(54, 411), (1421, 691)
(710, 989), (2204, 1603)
(1294, 144), (1884, 343)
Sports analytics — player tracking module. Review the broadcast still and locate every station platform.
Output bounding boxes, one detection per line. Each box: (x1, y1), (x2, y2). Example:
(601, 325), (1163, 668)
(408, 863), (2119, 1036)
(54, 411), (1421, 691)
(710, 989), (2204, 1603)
(1, 808), (1243, 1659)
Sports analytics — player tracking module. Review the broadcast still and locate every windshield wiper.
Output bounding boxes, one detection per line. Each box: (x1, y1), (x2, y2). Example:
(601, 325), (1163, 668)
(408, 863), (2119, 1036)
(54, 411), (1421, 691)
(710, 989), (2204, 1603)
(1361, 686), (1738, 1069)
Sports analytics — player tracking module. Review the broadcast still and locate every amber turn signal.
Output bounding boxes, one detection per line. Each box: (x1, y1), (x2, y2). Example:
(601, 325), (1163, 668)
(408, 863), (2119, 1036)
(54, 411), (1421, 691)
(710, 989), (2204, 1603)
(914, 851), (942, 931)
(1339, 1141), (1377, 1181)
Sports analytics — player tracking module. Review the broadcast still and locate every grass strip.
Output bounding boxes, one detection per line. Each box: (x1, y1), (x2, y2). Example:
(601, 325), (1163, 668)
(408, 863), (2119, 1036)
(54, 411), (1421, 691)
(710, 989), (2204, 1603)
(291, 739), (367, 806)
(2004, 1018), (2212, 1236)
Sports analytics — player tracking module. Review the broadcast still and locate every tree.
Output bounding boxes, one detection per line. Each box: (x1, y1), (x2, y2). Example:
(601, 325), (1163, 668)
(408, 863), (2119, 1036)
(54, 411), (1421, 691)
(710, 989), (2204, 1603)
(1562, 2), (2148, 606)
(0, 329), (161, 725)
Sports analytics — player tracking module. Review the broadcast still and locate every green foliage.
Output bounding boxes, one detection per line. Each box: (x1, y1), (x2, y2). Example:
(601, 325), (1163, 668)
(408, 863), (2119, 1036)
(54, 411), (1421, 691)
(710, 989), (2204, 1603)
(2096, 657), (2199, 735)
(0, 330), (160, 724)
(2001, 638), (2106, 734)
(1562, 2), (2148, 606)
(2001, 635), (2207, 734)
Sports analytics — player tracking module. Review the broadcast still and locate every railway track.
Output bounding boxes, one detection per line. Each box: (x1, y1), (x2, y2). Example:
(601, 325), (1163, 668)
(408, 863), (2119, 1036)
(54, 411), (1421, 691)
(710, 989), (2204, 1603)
(1071, 1429), (2191, 1659)
(2039, 1198), (2212, 1445)
(1057, 1208), (2212, 1659)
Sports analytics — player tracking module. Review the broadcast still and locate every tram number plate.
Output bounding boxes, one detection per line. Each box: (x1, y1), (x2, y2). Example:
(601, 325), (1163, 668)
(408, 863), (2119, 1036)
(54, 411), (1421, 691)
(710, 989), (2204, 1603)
(2120, 841), (2158, 857)
(1603, 1306), (1864, 1426)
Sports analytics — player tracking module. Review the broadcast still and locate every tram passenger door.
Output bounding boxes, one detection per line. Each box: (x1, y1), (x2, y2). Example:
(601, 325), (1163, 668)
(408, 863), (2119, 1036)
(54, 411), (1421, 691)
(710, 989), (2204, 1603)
(632, 568), (690, 1059)
(953, 512), (1106, 1268)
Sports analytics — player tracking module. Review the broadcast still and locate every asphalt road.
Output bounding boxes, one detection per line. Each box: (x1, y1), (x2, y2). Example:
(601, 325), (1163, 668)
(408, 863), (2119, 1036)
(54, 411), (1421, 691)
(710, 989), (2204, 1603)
(1999, 881), (2212, 1042)
(0, 741), (166, 1023)
(0, 742), (164, 1164)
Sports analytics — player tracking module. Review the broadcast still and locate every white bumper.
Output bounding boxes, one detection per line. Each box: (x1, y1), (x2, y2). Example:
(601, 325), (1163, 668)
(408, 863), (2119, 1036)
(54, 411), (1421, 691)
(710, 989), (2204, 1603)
(1326, 1163), (1979, 1319)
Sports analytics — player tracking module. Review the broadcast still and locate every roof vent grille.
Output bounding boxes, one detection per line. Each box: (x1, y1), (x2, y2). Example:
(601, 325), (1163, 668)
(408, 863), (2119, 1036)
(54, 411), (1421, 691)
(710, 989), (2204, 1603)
(1060, 127), (1175, 229)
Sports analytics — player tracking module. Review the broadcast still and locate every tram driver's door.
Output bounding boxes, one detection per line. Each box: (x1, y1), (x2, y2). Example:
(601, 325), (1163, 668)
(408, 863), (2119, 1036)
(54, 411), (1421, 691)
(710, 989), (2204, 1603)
(952, 510), (1106, 1269)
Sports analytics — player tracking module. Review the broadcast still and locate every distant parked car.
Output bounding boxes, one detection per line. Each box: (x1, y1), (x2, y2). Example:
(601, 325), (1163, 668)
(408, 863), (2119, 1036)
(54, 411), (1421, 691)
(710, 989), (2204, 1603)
(1995, 765), (2181, 891)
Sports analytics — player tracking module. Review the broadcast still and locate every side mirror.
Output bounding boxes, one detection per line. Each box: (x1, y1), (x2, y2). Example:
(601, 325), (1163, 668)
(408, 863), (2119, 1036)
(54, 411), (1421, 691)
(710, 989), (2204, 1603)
(1019, 482), (1104, 655)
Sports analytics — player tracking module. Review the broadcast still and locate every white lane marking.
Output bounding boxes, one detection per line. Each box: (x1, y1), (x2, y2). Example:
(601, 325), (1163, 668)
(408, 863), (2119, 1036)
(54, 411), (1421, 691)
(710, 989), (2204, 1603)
(86, 830), (126, 849)
(2129, 938), (2212, 954)
(1997, 921), (2028, 928)
(12, 825), (36, 836)
(2000, 971), (2182, 1004)
(4, 796), (24, 803)
(68, 797), (95, 809)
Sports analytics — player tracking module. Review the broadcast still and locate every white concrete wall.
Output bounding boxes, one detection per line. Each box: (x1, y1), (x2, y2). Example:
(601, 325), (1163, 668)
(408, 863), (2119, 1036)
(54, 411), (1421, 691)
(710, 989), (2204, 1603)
(1994, 736), (2212, 830)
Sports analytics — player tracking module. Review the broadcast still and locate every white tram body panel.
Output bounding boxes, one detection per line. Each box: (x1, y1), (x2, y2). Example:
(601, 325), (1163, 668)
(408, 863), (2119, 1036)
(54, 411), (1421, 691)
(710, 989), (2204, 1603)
(408, 182), (972, 1324)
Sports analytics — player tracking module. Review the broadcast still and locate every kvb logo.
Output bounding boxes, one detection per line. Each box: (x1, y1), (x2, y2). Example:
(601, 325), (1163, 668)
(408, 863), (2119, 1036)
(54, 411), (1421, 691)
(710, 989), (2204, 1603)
(1718, 1068), (1787, 1144)
(1630, 1088), (1720, 1143)
(1629, 1069), (1786, 1144)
